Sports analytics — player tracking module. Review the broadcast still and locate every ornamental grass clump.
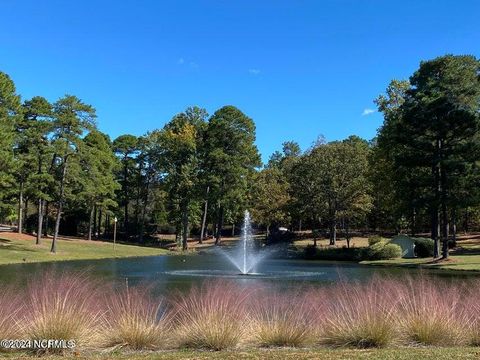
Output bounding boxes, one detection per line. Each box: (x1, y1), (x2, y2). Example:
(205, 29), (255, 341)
(20, 272), (103, 352)
(100, 286), (170, 350)
(172, 281), (249, 350)
(397, 277), (467, 346)
(321, 278), (399, 348)
(464, 282), (480, 346)
(248, 289), (318, 347)
(0, 287), (22, 351)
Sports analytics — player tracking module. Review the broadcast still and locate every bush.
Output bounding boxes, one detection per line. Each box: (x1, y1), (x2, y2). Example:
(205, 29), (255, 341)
(304, 245), (364, 261)
(413, 237), (434, 258)
(379, 244), (402, 259)
(368, 235), (385, 246)
(364, 241), (402, 260)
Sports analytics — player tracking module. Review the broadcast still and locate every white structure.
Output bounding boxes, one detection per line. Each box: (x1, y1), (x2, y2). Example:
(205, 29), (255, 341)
(390, 235), (416, 258)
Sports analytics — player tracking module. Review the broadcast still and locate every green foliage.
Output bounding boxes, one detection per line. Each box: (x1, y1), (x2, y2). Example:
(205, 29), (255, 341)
(364, 240), (402, 260)
(376, 55), (480, 256)
(368, 235), (385, 246)
(250, 167), (290, 231)
(303, 245), (364, 261)
(203, 106), (261, 241)
(0, 72), (21, 218)
(413, 237), (434, 258)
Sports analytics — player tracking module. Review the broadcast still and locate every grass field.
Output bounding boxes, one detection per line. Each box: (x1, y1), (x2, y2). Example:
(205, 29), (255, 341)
(362, 237), (480, 271)
(0, 232), (168, 265)
(361, 255), (480, 271)
(292, 233), (480, 272)
(4, 348), (480, 360)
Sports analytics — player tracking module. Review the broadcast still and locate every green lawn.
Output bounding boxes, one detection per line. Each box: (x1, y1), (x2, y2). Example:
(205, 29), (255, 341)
(0, 236), (168, 265)
(4, 348), (480, 360)
(361, 254), (480, 271)
(362, 238), (480, 271)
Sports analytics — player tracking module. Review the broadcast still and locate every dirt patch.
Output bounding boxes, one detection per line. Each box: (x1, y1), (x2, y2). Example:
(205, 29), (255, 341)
(0, 231), (37, 241)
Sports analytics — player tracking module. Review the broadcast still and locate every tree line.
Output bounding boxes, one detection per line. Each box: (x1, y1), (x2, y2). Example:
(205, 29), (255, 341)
(0, 54), (479, 259)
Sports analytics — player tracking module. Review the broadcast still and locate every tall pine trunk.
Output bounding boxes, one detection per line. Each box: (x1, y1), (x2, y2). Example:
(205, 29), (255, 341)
(345, 220), (351, 249)
(88, 205), (94, 241)
(17, 182), (24, 234)
(451, 210), (457, 247)
(215, 204), (224, 245)
(123, 161), (129, 239)
(181, 203), (189, 251)
(93, 205), (97, 239)
(440, 160), (449, 259)
(51, 158), (68, 253)
(199, 186), (209, 244)
(97, 209), (102, 239)
(44, 201), (49, 237)
(36, 199), (43, 245)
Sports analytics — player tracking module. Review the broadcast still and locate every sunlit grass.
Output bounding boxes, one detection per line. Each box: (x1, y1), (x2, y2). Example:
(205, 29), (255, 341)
(100, 286), (170, 350)
(0, 235), (167, 265)
(172, 281), (250, 350)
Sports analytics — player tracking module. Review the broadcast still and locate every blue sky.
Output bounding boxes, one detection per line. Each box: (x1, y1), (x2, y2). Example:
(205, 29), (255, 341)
(1, 0), (479, 162)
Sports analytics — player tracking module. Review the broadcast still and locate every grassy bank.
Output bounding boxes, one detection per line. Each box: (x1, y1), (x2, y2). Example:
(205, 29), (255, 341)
(4, 348), (480, 360)
(361, 255), (480, 272)
(0, 232), (168, 265)
(362, 237), (480, 271)
(292, 233), (480, 272)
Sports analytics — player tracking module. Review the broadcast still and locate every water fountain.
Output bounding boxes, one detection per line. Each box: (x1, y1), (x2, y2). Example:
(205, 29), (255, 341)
(218, 210), (268, 275)
(164, 210), (325, 280)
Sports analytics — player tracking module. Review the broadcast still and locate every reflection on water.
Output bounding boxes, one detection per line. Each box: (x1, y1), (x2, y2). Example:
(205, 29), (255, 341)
(0, 250), (478, 294)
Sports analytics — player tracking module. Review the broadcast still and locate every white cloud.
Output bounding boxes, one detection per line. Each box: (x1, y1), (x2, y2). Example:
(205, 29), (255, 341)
(177, 57), (185, 65)
(362, 108), (376, 116)
(248, 68), (261, 75)
(189, 61), (199, 69)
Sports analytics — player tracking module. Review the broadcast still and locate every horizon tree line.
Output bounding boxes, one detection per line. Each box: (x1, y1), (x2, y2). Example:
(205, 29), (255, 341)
(0, 54), (479, 259)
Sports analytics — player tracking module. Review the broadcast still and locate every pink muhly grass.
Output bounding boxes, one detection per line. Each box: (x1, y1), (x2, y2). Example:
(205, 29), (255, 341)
(172, 281), (250, 350)
(248, 288), (318, 347)
(19, 272), (103, 352)
(0, 286), (23, 351)
(397, 277), (468, 346)
(100, 285), (170, 350)
(320, 278), (400, 348)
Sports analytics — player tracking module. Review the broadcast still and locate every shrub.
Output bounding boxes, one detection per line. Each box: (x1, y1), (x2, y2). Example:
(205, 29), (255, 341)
(20, 272), (102, 352)
(413, 237), (434, 258)
(248, 290), (316, 347)
(304, 246), (364, 261)
(101, 286), (170, 350)
(172, 281), (249, 350)
(321, 279), (399, 348)
(304, 244), (318, 259)
(378, 244), (402, 259)
(368, 235), (385, 246)
(364, 241), (402, 260)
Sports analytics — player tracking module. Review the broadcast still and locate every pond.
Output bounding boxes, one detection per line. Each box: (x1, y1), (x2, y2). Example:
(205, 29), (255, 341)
(0, 248), (474, 293)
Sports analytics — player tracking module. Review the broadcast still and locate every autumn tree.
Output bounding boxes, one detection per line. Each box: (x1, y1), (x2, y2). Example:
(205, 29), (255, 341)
(251, 166), (290, 235)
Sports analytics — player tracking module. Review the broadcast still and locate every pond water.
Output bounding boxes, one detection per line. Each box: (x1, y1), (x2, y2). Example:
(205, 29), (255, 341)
(0, 248), (475, 293)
